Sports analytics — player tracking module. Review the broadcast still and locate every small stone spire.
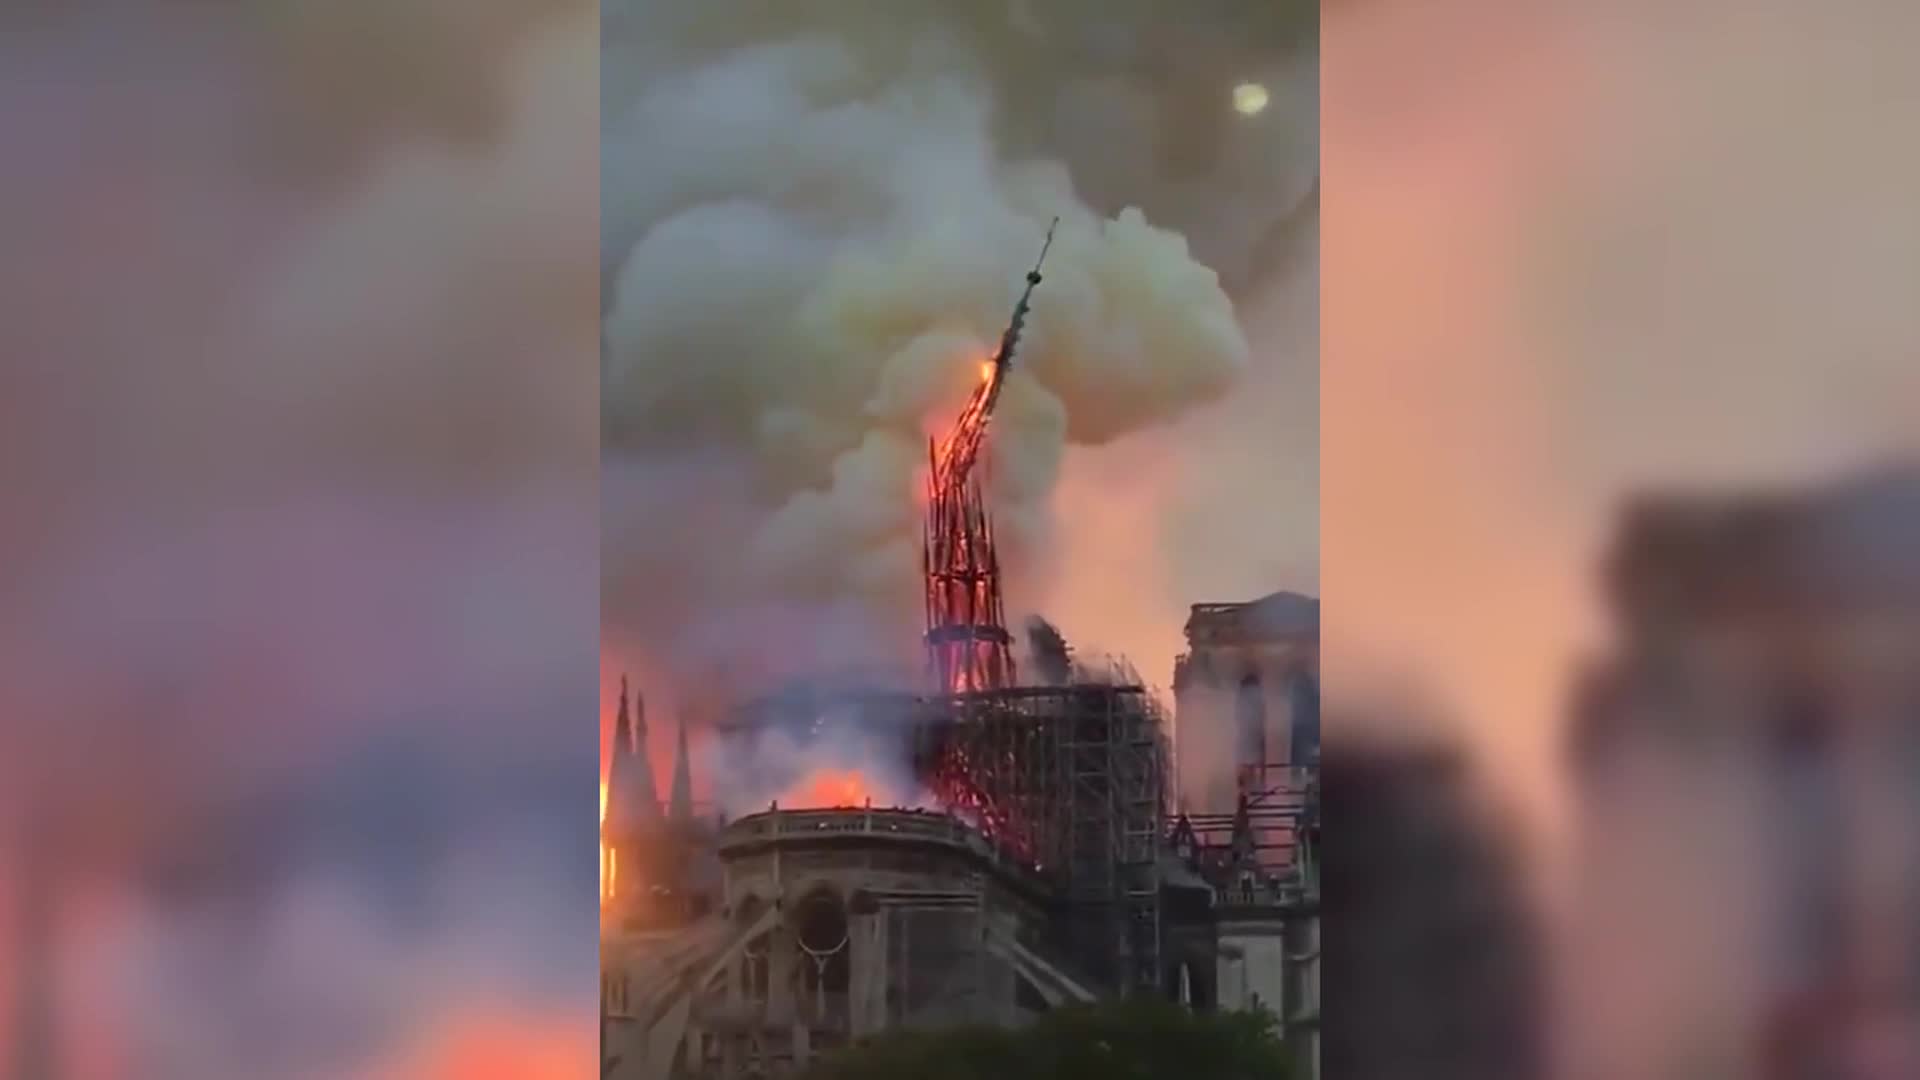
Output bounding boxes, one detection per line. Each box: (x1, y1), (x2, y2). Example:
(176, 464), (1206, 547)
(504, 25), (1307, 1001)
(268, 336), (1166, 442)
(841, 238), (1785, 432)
(631, 682), (651, 754)
(1229, 794), (1256, 865)
(605, 675), (659, 829)
(1170, 813), (1198, 864)
(668, 708), (693, 822)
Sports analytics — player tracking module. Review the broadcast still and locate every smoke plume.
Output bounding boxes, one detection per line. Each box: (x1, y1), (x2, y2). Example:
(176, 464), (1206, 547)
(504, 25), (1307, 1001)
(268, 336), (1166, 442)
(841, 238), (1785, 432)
(602, 0), (1319, 714)
(700, 715), (931, 818)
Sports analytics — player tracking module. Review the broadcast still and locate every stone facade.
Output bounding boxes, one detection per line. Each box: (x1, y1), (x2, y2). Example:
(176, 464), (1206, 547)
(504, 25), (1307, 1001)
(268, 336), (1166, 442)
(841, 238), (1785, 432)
(603, 808), (1096, 1079)
(1171, 591), (1320, 818)
(604, 588), (1324, 1079)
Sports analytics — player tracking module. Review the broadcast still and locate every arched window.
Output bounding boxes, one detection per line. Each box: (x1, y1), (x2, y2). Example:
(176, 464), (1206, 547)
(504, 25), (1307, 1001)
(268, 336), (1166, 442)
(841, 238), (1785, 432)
(1236, 673), (1267, 768)
(795, 890), (851, 998)
(1170, 959), (1216, 1011)
(1288, 671), (1321, 765)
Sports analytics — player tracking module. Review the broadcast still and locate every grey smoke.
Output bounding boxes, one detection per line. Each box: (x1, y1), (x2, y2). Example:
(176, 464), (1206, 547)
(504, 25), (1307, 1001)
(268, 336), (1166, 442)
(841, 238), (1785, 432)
(601, 0), (1318, 698)
(1025, 615), (1074, 686)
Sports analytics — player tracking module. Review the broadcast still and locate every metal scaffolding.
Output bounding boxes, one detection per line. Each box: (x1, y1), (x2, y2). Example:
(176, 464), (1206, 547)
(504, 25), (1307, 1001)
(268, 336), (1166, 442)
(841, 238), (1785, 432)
(1186, 765), (1316, 881)
(909, 684), (1167, 995)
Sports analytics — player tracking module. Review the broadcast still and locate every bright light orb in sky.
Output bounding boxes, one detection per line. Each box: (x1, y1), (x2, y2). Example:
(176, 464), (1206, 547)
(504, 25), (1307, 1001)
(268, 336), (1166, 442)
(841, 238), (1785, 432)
(1232, 82), (1270, 117)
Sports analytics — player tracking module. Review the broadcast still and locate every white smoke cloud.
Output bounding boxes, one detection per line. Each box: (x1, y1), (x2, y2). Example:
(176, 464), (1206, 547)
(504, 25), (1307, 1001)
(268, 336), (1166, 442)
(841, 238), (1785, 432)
(602, 1), (1318, 696)
(699, 712), (931, 817)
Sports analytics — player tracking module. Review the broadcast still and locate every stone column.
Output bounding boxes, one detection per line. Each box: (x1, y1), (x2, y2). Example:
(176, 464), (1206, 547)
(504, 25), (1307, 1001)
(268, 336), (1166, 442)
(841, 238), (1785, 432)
(849, 905), (889, 1037)
(767, 922), (795, 1027)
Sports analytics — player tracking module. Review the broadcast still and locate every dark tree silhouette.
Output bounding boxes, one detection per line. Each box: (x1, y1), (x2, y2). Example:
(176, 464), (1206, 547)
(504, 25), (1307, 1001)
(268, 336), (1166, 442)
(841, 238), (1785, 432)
(798, 999), (1292, 1080)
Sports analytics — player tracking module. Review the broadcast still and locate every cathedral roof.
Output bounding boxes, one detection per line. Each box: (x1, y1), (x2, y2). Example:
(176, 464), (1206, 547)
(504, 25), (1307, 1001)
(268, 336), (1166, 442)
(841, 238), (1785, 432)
(1185, 590), (1319, 645)
(1242, 591), (1320, 637)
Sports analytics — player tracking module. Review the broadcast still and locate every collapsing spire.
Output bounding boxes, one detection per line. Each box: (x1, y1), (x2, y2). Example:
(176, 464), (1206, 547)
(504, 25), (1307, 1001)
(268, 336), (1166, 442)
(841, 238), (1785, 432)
(605, 674), (659, 829)
(668, 709), (693, 822)
(923, 218), (1058, 694)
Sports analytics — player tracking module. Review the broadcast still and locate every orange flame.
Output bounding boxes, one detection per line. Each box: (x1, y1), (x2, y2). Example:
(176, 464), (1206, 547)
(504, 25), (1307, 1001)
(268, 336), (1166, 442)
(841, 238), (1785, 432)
(599, 781), (609, 904)
(780, 768), (876, 808)
(383, 1013), (596, 1080)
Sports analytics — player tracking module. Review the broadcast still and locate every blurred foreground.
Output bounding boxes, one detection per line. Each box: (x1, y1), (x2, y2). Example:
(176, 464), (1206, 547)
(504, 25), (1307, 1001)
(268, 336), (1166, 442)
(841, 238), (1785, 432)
(794, 999), (1292, 1080)
(0, 2), (598, 1076)
(1325, 2), (1920, 1079)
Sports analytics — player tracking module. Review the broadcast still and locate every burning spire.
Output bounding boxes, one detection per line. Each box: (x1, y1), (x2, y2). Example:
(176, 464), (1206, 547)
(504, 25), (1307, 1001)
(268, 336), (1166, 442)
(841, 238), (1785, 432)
(923, 218), (1057, 693)
(605, 675), (659, 830)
